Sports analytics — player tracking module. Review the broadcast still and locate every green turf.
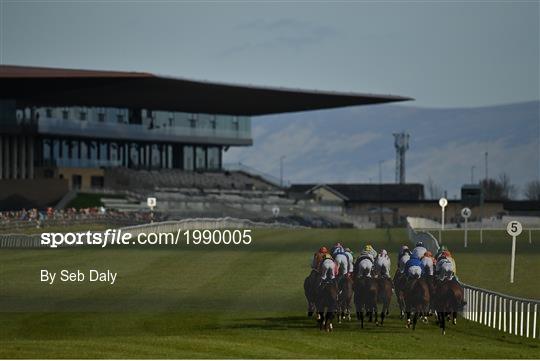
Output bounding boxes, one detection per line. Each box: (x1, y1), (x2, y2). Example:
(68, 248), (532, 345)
(66, 193), (125, 209)
(0, 228), (538, 358)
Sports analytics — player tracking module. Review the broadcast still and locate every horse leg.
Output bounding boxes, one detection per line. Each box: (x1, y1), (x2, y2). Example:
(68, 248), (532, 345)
(440, 311), (446, 335)
(326, 311), (334, 332)
(453, 311), (457, 325)
(318, 311), (324, 330)
(307, 301), (315, 317)
(360, 310), (364, 329)
(413, 312), (418, 330)
(406, 311), (411, 328)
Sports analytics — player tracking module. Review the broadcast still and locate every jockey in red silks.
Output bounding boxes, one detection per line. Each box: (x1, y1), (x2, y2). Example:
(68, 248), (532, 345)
(311, 246), (328, 270)
(421, 250), (436, 276)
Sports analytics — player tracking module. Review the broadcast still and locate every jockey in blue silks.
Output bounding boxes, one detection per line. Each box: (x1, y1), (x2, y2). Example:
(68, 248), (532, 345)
(405, 254), (424, 279)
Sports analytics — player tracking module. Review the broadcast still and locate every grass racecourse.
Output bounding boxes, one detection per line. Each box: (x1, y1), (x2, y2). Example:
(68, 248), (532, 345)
(0, 227), (539, 358)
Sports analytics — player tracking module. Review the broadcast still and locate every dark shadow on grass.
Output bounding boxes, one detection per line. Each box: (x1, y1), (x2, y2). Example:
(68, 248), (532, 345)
(205, 314), (417, 334)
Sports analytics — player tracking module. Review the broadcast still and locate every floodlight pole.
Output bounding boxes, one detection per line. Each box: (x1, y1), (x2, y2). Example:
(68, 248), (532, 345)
(280, 155), (286, 187)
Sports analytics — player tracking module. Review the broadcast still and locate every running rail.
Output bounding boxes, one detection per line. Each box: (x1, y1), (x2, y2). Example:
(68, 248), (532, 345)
(407, 217), (540, 339)
(462, 283), (540, 339)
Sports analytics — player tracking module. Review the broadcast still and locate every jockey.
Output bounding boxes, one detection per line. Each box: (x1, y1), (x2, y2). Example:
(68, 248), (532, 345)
(366, 244), (377, 260)
(405, 254), (424, 279)
(311, 246), (328, 270)
(355, 246), (375, 278)
(334, 248), (354, 276)
(333, 243), (350, 276)
(375, 249), (391, 278)
(331, 242), (345, 256)
(343, 247), (354, 275)
(320, 253), (338, 281)
(412, 241), (427, 259)
(436, 250), (457, 280)
(435, 245), (448, 260)
(421, 250), (435, 276)
(398, 245), (412, 273)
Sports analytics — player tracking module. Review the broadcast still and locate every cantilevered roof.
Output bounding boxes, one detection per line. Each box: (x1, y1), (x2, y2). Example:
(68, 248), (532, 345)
(0, 65), (412, 116)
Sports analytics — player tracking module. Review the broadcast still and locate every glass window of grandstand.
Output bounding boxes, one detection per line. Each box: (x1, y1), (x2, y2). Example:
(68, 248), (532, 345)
(98, 112), (105, 122)
(91, 176), (104, 189)
(183, 146), (194, 171)
(117, 113), (125, 123)
(79, 110), (87, 121)
(210, 115), (217, 130)
(233, 116), (239, 131)
(207, 147), (220, 170)
(62, 109), (69, 120)
(195, 146), (206, 170)
(46, 108), (53, 118)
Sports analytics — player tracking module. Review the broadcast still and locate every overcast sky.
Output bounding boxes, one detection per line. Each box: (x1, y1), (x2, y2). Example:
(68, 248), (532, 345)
(1, 1), (538, 108)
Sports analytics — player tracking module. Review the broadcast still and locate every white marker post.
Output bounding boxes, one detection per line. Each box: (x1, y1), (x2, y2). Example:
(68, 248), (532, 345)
(147, 197), (157, 223)
(439, 197), (448, 243)
(506, 220), (522, 284)
(461, 207), (471, 248)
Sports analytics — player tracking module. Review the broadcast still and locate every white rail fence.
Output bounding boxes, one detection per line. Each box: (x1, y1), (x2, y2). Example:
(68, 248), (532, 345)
(407, 216), (540, 340)
(0, 217), (306, 248)
(463, 284), (539, 339)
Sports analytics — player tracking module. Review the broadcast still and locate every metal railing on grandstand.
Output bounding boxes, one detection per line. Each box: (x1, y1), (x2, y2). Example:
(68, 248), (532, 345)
(463, 284), (539, 339)
(406, 216), (540, 339)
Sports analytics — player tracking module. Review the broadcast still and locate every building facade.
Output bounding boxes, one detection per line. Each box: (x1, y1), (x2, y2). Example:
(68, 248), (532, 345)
(0, 65), (410, 208)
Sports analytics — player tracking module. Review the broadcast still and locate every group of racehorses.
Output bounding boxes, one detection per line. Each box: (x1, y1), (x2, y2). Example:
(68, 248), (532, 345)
(303, 248), (466, 335)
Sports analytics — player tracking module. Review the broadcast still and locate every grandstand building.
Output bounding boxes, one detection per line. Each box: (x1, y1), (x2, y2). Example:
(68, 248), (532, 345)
(0, 65), (410, 208)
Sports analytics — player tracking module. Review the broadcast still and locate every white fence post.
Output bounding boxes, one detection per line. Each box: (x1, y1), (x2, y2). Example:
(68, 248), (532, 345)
(460, 283), (539, 339)
(534, 304), (537, 339)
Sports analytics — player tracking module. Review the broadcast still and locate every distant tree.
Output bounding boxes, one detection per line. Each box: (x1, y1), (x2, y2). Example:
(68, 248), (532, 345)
(480, 173), (517, 200)
(425, 176), (443, 199)
(524, 180), (540, 200)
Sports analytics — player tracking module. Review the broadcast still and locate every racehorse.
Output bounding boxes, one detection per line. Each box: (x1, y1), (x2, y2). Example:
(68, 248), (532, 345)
(434, 279), (466, 335)
(316, 280), (338, 332)
(337, 274), (353, 323)
(393, 269), (407, 319)
(353, 276), (379, 328)
(376, 276), (393, 326)
(403, 277), (431, 330)
(304, 270), (319, 317)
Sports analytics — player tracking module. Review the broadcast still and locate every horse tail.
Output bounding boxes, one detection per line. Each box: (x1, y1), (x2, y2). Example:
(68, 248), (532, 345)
(362, 267), (370, 277)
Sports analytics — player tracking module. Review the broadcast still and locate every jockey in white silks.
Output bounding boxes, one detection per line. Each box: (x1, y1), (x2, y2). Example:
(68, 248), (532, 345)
(320, 253), (338, 281)
(333, 243), (351, 276)
(436, 254), (455, 280)
(344, 248), (354, 275)
(412, 241), (427, 259)
(420, 251), (435, 276)
(375, 249), (391, 278)
(330, 242), (345, 256)
(355, 246), (375, 278)
(398, 245), (412, 273)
